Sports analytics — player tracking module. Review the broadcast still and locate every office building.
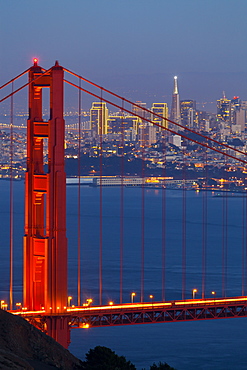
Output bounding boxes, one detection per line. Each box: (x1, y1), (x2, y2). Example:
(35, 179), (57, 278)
(180, 100), (196, 129)
(217, 92), (231, 123)
(90, 102), (109, 136)
(151, 103), (168, 131)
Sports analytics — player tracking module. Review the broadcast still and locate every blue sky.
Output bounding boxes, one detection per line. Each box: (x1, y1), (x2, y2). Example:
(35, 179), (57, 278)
(1, 0), (247, 110)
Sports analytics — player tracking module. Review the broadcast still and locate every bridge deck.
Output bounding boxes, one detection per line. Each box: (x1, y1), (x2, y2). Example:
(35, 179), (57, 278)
(10, 296), (247, 330)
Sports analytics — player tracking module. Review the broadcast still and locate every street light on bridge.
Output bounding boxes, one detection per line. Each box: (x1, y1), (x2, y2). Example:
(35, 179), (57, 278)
(192, 289), (198, 299)
(131, 292), (136, 303)
(86, 299), (93, 307)
(67, 296), (72, 307)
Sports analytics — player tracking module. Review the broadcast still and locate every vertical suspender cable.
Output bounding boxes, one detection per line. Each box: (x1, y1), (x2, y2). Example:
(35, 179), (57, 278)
(182, 147), (186, 300)
(245, 188), (247, 294)
(162, 127), (167, 301)
(141, 116), (145, 303)
(222, 186), (225, 296)
(120, 100), (124, 304)
(241, 190), (245, 295)
(9, 82), (14, 310)
(225, 174), (228, 296)
(77, 78), (81, 306)
(222, 157), (228, 297)
(202, 146), (208, 299)
(99, 89), (103, 305)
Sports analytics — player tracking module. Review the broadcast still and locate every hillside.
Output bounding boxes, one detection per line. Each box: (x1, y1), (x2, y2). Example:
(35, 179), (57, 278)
(0, 309), (83, 369)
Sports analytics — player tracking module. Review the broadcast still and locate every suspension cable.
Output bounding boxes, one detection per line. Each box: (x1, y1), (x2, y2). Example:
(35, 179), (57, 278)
(77, 78), (81, 306)
(0, 67), (53, 104)
(99, 88), (103, 305)
(162, 128), (167, 301)
(182, 148), (187, 300)
(120, 100), (124, 304)
(140, 119), (145, 303)
(201, 144), (208, 299)
(9, 82), (14, 310)
(0, 68), (29, 90)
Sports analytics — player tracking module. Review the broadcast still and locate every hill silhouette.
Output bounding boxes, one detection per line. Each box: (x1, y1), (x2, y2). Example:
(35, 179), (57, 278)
(0, 309), (83, 369)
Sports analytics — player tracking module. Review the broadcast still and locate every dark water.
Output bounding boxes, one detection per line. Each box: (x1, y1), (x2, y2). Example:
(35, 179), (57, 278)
(1, 181), (247, 369)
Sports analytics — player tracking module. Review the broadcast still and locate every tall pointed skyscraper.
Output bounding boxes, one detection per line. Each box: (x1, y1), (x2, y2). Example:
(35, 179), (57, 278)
(170, 76), (181, 130)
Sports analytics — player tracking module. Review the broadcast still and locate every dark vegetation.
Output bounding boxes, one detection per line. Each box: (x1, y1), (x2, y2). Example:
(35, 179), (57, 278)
(81, 346), (176, 370)
(65, 154), (243, 180)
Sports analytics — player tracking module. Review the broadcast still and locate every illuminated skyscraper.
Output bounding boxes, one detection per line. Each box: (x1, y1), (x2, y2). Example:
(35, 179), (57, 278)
(170, 76), (181, 129)
(151, 103), (168, 131)
(217, 92), (231, 123)
(90, 102), (109, 136)
(180, 100), (196, 129)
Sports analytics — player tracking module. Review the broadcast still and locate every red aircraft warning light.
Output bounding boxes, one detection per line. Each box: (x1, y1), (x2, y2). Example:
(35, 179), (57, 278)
(33, 58), (38, 66)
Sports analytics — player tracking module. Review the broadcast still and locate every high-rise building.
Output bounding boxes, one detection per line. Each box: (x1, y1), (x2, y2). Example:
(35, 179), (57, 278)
(170, 76), (181, 130)
(151, 103), (168, 131)
(107, 115), (140, 141)
(217, 92), (231, 123)
(230, 96), (241, 125)
(180, 100), (196, 129)
(90, 102), (109, 136)
(108, 116), (138, 135)
(132, 101), (148, 120)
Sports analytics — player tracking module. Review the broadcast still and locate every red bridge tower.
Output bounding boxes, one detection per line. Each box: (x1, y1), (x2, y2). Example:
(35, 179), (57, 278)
(23, 60), (67, 320)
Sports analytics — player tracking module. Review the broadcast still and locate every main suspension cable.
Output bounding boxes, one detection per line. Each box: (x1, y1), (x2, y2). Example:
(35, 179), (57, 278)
(0, 67), (53, 104)
(0, 68), (30, 90)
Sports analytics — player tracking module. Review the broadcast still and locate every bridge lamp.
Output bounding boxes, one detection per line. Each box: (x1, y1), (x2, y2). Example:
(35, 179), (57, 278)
(149, 295), (154, 303)
(0, 300), (5, 309)
(109, 301), (114, 306)
(67, 296), (72, 307)
(131, 292), (136, 303)
(16, 302), (22, 310)
(211, 291), (216, 297)
(86, 298), (93, 306)
(81, 323), (90, 329)
(192, 289), (198, 299)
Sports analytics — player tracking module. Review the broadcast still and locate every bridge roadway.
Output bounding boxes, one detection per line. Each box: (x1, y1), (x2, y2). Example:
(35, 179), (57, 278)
(11, 296), (247, 331)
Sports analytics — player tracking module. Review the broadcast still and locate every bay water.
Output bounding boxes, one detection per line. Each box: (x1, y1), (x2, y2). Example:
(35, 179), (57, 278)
(1, 180), (247, 369)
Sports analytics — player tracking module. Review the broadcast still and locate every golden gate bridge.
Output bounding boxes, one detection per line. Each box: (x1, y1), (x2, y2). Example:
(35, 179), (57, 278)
(1, 60), (247, 348)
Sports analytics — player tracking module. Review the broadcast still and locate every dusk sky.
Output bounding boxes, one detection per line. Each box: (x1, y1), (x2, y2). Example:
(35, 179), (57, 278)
(1, 0), (247, 111)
